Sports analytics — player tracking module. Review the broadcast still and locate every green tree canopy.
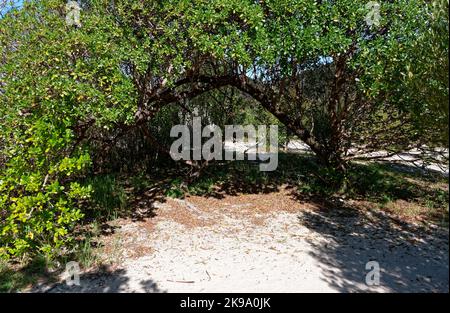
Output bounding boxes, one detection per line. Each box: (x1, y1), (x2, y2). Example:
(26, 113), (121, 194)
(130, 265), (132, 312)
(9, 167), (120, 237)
(0, 0), (447, 258)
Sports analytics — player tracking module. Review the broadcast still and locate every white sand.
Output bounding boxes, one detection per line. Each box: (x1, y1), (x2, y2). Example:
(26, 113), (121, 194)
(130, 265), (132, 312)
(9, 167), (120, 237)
(35, 200), (449, 293)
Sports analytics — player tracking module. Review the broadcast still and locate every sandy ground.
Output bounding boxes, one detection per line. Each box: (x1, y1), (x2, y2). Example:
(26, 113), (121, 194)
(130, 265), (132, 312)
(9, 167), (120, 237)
(33, 188), (449, 293)
(285, 141), (449, 175)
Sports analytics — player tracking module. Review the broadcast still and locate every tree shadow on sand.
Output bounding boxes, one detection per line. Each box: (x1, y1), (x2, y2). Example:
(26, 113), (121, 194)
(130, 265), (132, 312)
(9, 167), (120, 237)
(32, 264), (165, 293)
(296, 201), (449, 292)
(176, 153), (449, 292)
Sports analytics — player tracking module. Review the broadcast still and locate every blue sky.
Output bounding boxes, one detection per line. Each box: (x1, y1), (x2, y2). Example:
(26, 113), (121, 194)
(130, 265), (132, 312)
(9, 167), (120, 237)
(1, 0), (23, 16)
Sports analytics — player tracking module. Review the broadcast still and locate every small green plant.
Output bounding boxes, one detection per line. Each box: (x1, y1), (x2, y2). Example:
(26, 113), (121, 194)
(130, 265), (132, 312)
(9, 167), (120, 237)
(130, 173), (150, 194)
(380, 194), (393, 206)
(85, 174), (128, 219)
(165, 178), (185, 198)
(76, 237), (97, 269)
(188, 178), (215, 196)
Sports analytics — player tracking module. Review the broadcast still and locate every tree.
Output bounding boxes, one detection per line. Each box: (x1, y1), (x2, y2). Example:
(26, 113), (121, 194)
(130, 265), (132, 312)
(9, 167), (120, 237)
(0, 0), (137, 258)
(133, 0), (432, 172)
(0, 0), (444, 258)
(403, 0), (449, 147)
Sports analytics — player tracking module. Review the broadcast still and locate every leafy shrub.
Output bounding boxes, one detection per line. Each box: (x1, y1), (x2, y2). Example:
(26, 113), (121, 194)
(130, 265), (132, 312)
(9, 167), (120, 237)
(0, 0), (134, 259)
(0, 119), (92, 260)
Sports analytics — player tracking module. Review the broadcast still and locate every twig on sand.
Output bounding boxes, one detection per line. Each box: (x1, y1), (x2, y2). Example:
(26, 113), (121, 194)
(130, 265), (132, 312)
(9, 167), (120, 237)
(174, 198), (203, 215)
(167, 279), (195, 283)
